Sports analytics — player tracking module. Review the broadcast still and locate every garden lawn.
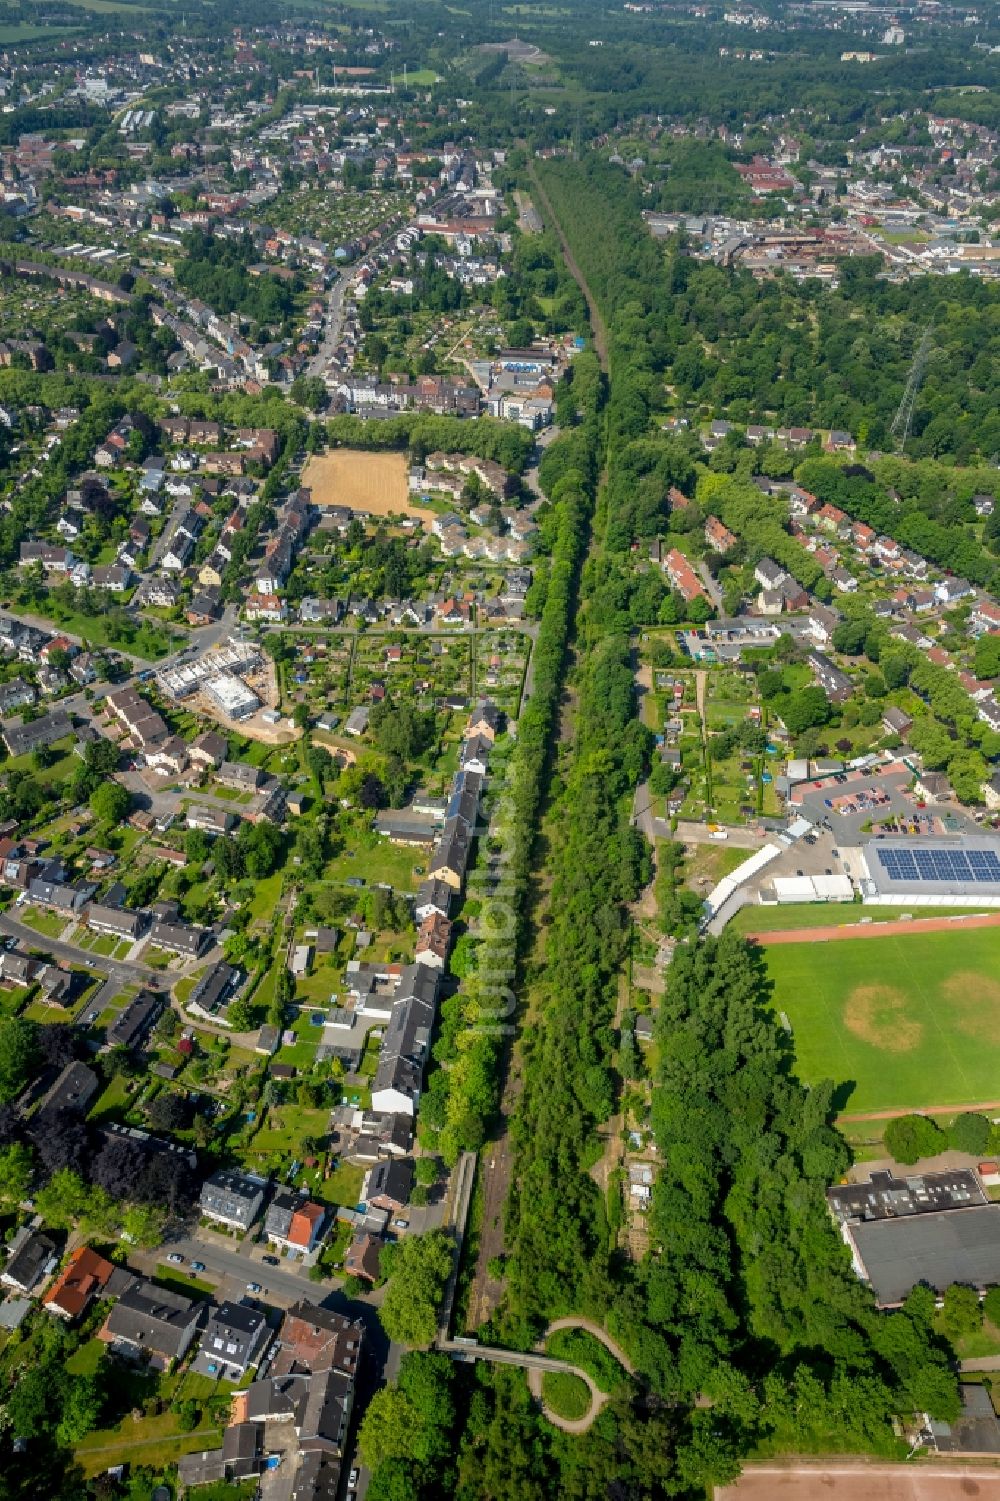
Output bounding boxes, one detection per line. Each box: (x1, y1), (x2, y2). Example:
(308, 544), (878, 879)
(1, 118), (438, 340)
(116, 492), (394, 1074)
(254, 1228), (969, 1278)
(243, 1105), (330, 1161)
(18, 907), (68, 939)
(763, 926), (1000, 1114)
(323, 835), (422, 893)
(74, 1413), (222, 1479)
(319, 1159), (364, 1209)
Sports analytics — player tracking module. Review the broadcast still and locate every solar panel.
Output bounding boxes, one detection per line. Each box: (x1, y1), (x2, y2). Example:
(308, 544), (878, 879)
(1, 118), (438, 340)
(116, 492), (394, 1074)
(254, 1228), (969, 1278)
(875, 844), (1000, 887)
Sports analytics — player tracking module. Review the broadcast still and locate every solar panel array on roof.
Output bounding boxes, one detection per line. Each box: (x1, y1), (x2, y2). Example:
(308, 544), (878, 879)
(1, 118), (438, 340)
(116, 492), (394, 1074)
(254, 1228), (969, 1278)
(876, 846), (1000, 884)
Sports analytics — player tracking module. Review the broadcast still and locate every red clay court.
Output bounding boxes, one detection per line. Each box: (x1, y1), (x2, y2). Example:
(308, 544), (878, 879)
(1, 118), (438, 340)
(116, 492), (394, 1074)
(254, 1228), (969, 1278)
(717, 1462), (1000, 1499)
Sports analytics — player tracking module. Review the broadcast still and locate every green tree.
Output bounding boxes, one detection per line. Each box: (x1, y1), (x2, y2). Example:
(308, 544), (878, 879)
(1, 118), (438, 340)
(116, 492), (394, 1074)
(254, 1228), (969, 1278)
(0, 1141), (33, 1207)
(949, 1112), (991, 1155)
(883, 1113), (946, 1165)
(56, 1373), (104, 1444)
(90, 780), (130, 825)
(0, 1016), (37, 1102)
(378, 1231), (453, 1348)
(938, 1283), (983, 1343)
(358, 1387), (422, 1469)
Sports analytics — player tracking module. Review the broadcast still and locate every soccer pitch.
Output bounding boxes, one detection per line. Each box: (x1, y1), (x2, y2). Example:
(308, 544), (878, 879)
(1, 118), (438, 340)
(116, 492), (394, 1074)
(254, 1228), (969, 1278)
(761, 927), (1000, 1115)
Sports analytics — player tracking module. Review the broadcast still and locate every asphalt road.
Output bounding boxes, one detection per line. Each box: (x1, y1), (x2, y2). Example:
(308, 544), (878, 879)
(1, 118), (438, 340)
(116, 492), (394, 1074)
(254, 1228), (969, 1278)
(0, 912), (159, 981)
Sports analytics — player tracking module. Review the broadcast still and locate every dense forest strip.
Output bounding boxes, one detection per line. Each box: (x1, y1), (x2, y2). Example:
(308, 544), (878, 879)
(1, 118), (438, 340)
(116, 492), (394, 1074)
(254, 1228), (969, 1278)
(528, 159), (609, 371)
(484, 153), (966, 1495)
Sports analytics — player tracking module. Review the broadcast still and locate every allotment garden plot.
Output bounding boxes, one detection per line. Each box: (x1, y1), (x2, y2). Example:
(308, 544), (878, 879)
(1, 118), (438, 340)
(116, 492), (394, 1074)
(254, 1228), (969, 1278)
(762, 926), (1000, 1114)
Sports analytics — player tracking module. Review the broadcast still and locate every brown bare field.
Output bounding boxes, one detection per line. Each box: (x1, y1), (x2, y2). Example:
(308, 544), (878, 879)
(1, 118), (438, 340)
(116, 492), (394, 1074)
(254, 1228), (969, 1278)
(301, 449), (436, 530)
(940, 973), (1000, 1038)
(844, 984), (924, 1053)
(716, 1463), (1000, 1500)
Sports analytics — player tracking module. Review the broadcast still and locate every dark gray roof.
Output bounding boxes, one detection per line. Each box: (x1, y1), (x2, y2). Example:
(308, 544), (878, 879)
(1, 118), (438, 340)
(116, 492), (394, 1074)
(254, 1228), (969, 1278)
(200, 1168), (267, 1227)
(828, 1168), (986, 1226)
(106, 991), (161, 1051)
(150, 918), (206, 956)
(380, 995), (435, 1065)
(201, 1299), (268, 1362)
(364, 1158), (413, 1208)
(3, 710), (73, 758)
(88, 902), (146, 937)
(105, 1277), (200, 1358)
(415, 878), (452, 917)
(189, 962), (239, 1015)
(849, 1204), (1000, 1306)
(430, 816), (470, 880)
(37, 1061), (99, 1118)
(2, 1231), (57, 1293)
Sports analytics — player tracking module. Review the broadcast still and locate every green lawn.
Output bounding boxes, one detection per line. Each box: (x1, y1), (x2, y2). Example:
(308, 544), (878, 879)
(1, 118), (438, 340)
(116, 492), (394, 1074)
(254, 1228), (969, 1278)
(541, 1370), (592, 1421)
(763, 926), (1000, 1114)
(320, 1159), (364, 1209)
(731, 903), (990, 935)
(65, 1338), (105, 1376)
(75, 1413), (222, 1479)
(545, 1328), (627, 1392)
(88, 1074), (134, 1122)
(323, 834), (423, 894)
(946, 1318), (1000, 1360)
(243, 1105), (330, 1162)
(17, 907), (68, 938)
(154, 1265), (216, 1299)
(24, 604), (178, 659)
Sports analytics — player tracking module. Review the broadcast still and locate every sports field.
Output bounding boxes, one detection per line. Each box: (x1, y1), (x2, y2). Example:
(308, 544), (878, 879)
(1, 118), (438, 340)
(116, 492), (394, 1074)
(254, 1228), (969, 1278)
(762, 926), (1000, 1115)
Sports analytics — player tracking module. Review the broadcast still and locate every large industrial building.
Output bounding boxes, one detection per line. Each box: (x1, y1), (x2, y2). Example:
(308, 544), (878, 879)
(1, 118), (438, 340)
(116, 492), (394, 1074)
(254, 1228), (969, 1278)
(830, 1168), (1000, 1308)
(857, 835), (1000, 907)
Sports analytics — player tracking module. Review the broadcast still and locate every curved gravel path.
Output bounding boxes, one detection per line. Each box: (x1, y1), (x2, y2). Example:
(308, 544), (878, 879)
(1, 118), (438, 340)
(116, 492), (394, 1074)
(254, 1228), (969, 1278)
(528, 1317), (633, 1432)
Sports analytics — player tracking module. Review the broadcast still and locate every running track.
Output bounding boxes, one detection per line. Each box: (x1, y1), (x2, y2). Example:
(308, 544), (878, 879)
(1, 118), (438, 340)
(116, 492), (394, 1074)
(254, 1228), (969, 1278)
(753, 911), (1000, 945)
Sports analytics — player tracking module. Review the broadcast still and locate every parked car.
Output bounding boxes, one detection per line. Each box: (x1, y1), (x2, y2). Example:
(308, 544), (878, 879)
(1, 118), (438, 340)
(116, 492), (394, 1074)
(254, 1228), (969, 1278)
(262, 1255), (279, 1265)
(167, 1253), (185, 1265)
(246, 1281), (262, 1294)
(191, 1261), (205, 1273)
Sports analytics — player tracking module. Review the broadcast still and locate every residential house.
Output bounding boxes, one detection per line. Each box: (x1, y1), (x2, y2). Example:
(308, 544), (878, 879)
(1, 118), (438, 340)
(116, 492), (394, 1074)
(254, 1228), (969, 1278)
(187, 962), (241, 1023)
(178, 1303), (363, 1498)
(704, 515), (738, 554)
(199, 1169), (267, 1231)
(189, 731), (227, 771)
(43, 1245), (117, 1321)
(86, 902), (148, 941)
(100, 1278), (201, 1369)
(361, 1159), (414, 1214)
(1, 1230), (57, 1296)
(36, 1061), (99, 1119)
(148, 919), (207, 959)
(807, 651), (853, 704)
(415, 912), (451, 969)
(105, 991), (161, 1051)
(343, 1232), (384, 1284)
(664, 548), (707, 603)
(264, 1193), (326, 1256)
(882, 706), (913, 738)
(193, 1300), (270, 1383)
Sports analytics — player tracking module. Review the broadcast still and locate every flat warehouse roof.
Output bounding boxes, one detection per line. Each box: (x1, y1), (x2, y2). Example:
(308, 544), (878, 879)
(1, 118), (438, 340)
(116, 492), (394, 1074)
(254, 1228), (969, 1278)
(863, 835), (1000, 898)
(848, 1204), (1000, 1306)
